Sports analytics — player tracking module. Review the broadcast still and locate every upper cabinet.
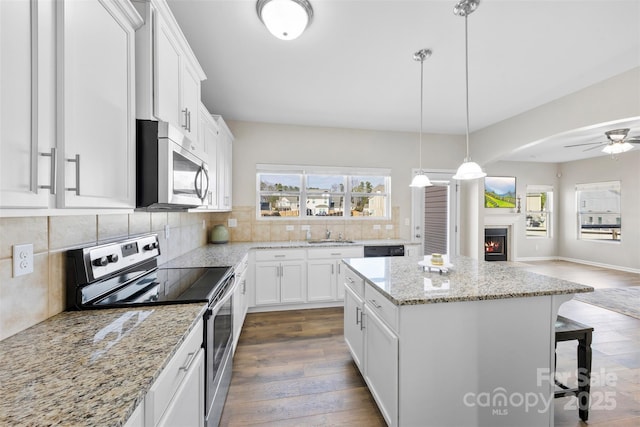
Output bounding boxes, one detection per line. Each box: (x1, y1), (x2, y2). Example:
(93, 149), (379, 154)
(0, 0), (142, 212)
(213, 115), (233, 211)
(57, 0), (141, 208)
(134, 0), (206, 145)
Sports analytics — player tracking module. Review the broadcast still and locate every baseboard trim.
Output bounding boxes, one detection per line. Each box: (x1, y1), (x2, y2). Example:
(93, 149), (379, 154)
(248, 300), (344, 313)
(557, 256), (640, 274)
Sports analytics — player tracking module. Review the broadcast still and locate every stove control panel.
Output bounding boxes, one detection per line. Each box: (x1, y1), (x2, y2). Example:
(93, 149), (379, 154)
(85, 234), (160, 281)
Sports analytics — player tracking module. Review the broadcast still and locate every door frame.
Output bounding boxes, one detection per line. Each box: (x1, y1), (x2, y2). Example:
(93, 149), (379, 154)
(410, 169), (459, 256)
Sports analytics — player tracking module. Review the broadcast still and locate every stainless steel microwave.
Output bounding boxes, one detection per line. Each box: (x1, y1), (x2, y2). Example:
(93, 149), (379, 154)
(136, 120), (209, 210)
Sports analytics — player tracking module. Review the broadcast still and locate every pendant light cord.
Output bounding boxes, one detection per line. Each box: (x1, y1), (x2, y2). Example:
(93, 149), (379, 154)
(464, 14), (470, 162)
(419, 55), (424, 171)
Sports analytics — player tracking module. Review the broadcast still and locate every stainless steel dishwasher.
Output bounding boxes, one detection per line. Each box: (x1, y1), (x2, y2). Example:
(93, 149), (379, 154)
(363, 244), (405, 257)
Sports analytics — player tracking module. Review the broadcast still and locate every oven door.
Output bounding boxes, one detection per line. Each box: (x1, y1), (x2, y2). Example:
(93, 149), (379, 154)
(160, 138), (209, 207)
(205, 275), (236, 427)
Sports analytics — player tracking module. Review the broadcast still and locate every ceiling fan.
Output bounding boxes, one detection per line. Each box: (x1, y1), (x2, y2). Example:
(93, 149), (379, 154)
(564, 128), (640, 154)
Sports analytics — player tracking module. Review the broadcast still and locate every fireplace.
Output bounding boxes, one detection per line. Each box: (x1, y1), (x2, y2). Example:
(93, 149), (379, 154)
(485, 228), (508, 261)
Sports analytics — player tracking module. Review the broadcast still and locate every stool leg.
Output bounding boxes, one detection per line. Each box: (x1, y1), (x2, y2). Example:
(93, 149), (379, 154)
(577, 332), (592, 421)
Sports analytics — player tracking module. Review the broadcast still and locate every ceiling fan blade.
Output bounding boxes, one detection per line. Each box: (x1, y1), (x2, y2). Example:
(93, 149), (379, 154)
(564, 141), (604, 148)
(583, 143), (605, 152)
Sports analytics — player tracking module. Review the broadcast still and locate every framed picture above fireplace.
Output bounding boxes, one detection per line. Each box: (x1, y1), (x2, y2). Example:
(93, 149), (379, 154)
(484, 176), (516, 209)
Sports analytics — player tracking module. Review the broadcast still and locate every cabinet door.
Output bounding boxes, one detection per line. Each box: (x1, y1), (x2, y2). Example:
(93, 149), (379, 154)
(199, 106), (218, 208)
(307, 260), (336, 302)
(216, 129), (232, 211)
(344, 284), (364, 371)
(157, 349), (204, 427)
(336, 261), (346, 300)
(254, 262), (280, 305)
(280, 261), (305, 303)
(154, 15), (181, 128)
(0, 0), (53, 208)
(57, 0), (135, 208)
(181, 62), (200, 143)
(364, 307), (398, 427)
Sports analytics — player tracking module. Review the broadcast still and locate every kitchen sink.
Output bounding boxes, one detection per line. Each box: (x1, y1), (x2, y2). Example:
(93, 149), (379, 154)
(307, 239), (356, 244)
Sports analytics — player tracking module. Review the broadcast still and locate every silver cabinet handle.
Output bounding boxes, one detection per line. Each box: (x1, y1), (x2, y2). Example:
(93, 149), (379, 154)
(360, 312), (365, 330)
(65, 154), (80, 195)
(347, 277), (354, 284)
(181, 108), (188, 129)
(187, 110), (192, 132)
(356, 307), (361, 325)
(38, 148), (57, 194)
(369, 299), (382, 309)
(179, 351), (197, 372)
(331, 253), (341, 256)
(274, 254), (285, 258)
(242, 279), (246, 295)
(331, 264), (334, 275)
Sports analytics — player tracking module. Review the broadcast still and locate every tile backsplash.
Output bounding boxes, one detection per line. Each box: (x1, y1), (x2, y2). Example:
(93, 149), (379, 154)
(0, 206), (399, 341)
(0, 211), (229, 341)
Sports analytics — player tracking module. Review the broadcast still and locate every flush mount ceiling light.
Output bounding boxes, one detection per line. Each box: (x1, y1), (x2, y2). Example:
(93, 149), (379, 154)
(256, 0), (313, 41)
(452, 0), (487, 181)
(410, 49), (434, 188)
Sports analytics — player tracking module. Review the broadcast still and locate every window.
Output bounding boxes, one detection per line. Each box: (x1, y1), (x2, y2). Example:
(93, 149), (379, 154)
(526, 185), (553, 238)
(257, 165), (391, 219)
(576, 181), (621, 242)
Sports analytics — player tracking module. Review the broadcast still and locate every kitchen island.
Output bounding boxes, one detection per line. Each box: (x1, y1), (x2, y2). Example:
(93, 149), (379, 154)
(342, 255), (594, 427)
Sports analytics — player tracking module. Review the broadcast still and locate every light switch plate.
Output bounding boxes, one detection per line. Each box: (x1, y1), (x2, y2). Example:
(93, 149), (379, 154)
(285, 225), (294, 231)
(373, 224), (381, 230)
(228, 218), (237, 228)
(13, 244), (34, 277)
(385, 224), (393, 230)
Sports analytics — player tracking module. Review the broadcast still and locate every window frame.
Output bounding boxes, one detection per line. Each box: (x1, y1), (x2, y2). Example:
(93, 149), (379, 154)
(525, 185), (553, 239)
(576, 180), (621, 242)
(256, 164), (391, 220)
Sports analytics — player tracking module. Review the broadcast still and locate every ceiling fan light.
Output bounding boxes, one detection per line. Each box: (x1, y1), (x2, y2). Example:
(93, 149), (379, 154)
(602, 142), (634, 154)
(453, 160), (487, 180)
(257, 0), (312, 41)
(410, 173), (433, 188)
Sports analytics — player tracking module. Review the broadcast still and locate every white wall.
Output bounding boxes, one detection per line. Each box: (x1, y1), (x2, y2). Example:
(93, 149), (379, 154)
(557, 151), (640, 270)
(227, 120), (465, 240)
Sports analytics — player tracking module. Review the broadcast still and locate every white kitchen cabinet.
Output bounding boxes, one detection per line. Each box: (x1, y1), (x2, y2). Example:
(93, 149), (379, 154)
(56, 0), (141, 208)
(124, 402), (144, 427)
(213, 115), (233, 211)
(198, 103), (219, 208)
(135, 0), (205, 145)
(1, 0), (140, 211)
(254, 249), (306, 306)
(343, 273), (365, 371)
(145, 320), (204, 427)
(363, 306), (398, 427)
(307, 246), (363, 302)
(232, 254), (249, 352)
(0, 0), (52, 208)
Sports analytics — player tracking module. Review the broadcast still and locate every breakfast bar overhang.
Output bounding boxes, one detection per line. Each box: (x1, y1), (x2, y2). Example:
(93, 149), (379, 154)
(342, 255), (594, 427)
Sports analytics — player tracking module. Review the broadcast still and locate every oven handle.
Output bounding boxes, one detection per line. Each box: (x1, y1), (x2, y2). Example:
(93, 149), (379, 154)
(208, 273), (237, 315)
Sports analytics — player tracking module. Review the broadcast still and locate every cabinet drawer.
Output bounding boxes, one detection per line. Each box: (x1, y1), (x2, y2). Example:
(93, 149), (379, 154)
(343, 267), (365, 299)
(365, 285), (398, 333)
(307, 246), (363, 259)
(146, 320), (203, 426)
(254, 249), (305, 261)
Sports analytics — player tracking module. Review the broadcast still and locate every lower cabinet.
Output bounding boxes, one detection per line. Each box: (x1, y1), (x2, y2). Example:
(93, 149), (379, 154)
(307, 247), (363, 302)
(344, 266), (398, 427)
(255, 261), (305, 305)
(144, 320), (204, 427)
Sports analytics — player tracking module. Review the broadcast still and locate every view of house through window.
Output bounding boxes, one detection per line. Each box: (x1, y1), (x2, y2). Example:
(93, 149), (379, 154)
(576, 181), (621, 242)
(257, 165), (391, 219)
(526, 185), (553, 237)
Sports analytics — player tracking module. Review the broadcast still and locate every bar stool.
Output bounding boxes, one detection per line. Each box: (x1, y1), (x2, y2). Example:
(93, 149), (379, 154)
(554, 315), (594, 422)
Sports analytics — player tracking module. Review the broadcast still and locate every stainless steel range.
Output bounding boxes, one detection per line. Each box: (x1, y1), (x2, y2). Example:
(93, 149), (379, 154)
(66, 234), (235, 427)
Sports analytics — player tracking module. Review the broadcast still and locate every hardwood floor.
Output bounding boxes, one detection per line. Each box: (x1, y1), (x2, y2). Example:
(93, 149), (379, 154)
(221, 261), (639, 426)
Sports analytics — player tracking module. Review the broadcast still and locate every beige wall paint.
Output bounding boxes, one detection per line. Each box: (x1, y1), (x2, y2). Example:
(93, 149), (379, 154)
(557, 150), (640, 270)
(226, 120), (465, 241)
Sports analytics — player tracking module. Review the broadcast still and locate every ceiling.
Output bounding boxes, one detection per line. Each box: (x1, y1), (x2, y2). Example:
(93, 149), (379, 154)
(166, 0), (640, 163)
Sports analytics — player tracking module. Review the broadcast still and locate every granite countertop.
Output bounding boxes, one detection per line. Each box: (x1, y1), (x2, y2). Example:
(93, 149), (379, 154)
(344, 255), (594, 305)
(162, 239), (415, 268)
(0, 303), (206, 426)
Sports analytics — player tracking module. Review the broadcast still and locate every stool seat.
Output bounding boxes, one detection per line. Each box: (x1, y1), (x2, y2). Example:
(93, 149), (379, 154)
(554, 315), (594, 422)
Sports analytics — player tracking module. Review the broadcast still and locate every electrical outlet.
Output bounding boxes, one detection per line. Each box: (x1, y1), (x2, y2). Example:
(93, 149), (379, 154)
(300, 225), (310, 231)
(228, 218), (237, 228)
(404, 218), (410, 226)
(285, 225), (294, 231)
(165, 224), (170, 240)
(385, 224), (393, 230)
(13, 244), (34, 277)
(373, 224), (381, 230)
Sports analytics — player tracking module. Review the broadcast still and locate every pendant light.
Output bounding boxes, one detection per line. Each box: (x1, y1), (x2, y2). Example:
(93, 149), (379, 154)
(409, 49), (433, 188)
(452, 0), (486, 180)
(256, 0), (313, 41)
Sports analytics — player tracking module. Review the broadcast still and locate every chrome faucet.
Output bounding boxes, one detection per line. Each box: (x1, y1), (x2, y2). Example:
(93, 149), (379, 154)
(325, 229), (331, 239)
